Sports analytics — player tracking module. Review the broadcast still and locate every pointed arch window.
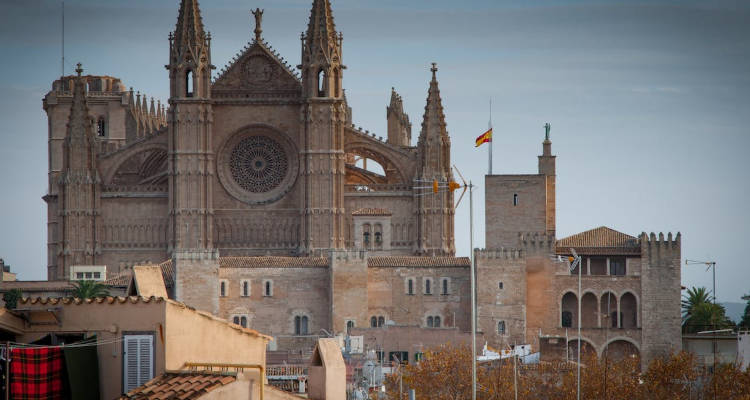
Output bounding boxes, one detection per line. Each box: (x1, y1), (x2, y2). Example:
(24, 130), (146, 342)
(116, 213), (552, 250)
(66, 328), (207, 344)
(378, 316), (385, 327)
(334, 68), (340, 97)
(186, 69), (194, 98)
(317, 69), (326, 97)
(240, 316), (248, 328)
(370, 316), (377, 328)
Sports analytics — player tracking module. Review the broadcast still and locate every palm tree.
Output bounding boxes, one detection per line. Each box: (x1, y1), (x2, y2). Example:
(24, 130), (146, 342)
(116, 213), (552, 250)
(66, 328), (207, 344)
(71, 280), (110, 299)
(682, 286), (711, 323)
(682, 286), (733, 333)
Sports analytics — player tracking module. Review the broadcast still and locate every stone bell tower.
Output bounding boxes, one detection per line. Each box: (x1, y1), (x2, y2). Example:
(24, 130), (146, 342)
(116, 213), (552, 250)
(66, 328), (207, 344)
(167, 0), (220, 314)
(166, 0), (214, 252)
(299, 0), (347, 253)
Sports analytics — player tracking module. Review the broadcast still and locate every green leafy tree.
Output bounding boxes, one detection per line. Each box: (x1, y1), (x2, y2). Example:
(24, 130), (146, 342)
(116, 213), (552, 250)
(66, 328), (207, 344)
(71, 280), (109, 299)
(2, 289), (22, 309)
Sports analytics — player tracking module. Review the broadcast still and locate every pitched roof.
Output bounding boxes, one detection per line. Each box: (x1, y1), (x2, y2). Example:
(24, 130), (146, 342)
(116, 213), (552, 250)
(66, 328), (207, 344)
(352, 208), (392, 216)
(119, 371), (236, 400)
(368, 256), (470, 268)
(556, 226), (640, 255)
(220, 257), (329, 268)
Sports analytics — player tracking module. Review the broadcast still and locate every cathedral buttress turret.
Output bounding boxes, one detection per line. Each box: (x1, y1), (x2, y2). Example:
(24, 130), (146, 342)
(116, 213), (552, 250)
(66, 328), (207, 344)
(387, 88), (412, 147)
(416, 63), (454, 255)
(299, 0), (346, 252)
(57, 64), (101, 278)
(166, 0), (215, 251)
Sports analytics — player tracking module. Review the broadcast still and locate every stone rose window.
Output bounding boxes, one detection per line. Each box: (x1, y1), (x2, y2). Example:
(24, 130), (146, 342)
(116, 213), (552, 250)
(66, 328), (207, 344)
(217, 126), (299, 204)
(229, 135), (288, 193)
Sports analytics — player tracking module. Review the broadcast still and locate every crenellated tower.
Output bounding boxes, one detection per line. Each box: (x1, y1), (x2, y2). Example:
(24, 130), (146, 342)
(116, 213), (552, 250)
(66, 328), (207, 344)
(166, 0), (214, 251)
(416, 64), (454, 255)
(387, 88), (412, 147)
(299, 0), (347, 253)
(57, 64), (101, 279)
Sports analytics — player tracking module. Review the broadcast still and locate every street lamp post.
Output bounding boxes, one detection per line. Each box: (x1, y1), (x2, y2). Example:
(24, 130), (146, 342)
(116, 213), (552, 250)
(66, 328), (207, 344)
(413, 168), (474, 400)
(567, 249), (583, 400)
(685, 259), (717, 303)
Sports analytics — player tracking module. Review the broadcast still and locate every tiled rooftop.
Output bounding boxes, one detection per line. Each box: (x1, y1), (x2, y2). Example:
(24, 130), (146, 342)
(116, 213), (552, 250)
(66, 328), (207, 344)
(368, 256), (471, 268)
(220, 256), (329, 268)
(556, 226), (640, 255)
(119, 371), (236, 400)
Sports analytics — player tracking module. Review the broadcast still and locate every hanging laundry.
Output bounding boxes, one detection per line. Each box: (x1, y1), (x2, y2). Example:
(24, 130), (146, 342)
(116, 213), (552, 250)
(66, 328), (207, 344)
(10, 347), (64, 400)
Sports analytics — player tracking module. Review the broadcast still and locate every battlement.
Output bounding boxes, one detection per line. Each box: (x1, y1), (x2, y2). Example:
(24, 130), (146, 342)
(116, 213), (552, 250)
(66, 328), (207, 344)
(519, 232), (556, 254)
(52, 75), (126, 94)
(475, 248), (524, 260)
(640, 232), (681, 251)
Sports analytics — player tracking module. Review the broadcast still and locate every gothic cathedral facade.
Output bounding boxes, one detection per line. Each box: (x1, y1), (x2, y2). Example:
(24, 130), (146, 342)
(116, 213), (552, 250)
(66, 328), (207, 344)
(44, 0), (454, 282)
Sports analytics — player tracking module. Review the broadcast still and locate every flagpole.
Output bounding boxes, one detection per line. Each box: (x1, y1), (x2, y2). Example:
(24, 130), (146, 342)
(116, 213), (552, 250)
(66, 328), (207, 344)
(488, 98), (492, 175)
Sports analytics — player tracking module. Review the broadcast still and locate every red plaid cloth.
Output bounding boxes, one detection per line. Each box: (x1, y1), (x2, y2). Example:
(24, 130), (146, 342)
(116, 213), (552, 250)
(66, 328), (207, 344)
(10, 347), (64, 400)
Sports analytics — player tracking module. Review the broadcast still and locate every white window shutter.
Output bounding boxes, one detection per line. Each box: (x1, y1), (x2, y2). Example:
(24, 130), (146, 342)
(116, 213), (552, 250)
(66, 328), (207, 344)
(123, 335), (154, 393)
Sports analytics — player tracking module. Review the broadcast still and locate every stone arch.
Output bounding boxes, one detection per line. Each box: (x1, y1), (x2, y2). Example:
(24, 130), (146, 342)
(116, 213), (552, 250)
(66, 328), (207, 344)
(345, 145), (407, 184)
(600, 291), (619, 328)
(602, 337), (640, 361)
(620, 292), (638, 329)
(561, 291), (578, 328)
(103, 143), (169, 187)
(581, 292), (598, 328)
(566, 337), (598, 359)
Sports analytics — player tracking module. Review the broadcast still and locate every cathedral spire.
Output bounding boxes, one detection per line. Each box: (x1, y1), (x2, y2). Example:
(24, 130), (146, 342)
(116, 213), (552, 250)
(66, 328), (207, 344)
(67, 63), (91, 142)
(168, 0), (212, 99)
(301, 0), (344, 98)
(173, 0), (205, 53)
(419, 63), (448, 144)
(305, 0), (337, 53)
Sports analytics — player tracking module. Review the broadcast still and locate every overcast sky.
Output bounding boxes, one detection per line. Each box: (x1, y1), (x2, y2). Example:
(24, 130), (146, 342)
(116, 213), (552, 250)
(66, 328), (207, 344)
(0, 0), (748, 302)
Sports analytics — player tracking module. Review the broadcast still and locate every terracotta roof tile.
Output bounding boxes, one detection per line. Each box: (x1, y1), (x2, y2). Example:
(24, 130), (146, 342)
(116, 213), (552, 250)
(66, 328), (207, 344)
(119, 371), (236, 400)
(104, 272), (132, 287)
(159, 259), (174, 287)
(556, 226), (640, 255)
(219, 256), (329, 268)
(368, 256), (471, 268)
(352, 208), (392, 216)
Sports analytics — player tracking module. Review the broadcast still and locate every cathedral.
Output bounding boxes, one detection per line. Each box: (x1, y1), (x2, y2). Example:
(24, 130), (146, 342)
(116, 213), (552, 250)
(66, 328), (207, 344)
(43, 0), (454, 282)
(40, 0), (682, 369)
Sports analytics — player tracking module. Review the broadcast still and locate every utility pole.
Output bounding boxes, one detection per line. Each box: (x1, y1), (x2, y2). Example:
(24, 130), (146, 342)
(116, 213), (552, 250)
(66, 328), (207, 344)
(567, 249), (583, 400)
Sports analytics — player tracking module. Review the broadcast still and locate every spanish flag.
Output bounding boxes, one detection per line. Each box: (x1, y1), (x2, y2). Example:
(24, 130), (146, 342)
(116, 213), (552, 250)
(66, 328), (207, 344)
(475, 128), (492, 147)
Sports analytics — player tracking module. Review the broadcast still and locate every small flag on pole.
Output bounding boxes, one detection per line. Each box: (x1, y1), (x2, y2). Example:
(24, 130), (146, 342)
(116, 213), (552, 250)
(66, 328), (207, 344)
(475, 128), (492, 147)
